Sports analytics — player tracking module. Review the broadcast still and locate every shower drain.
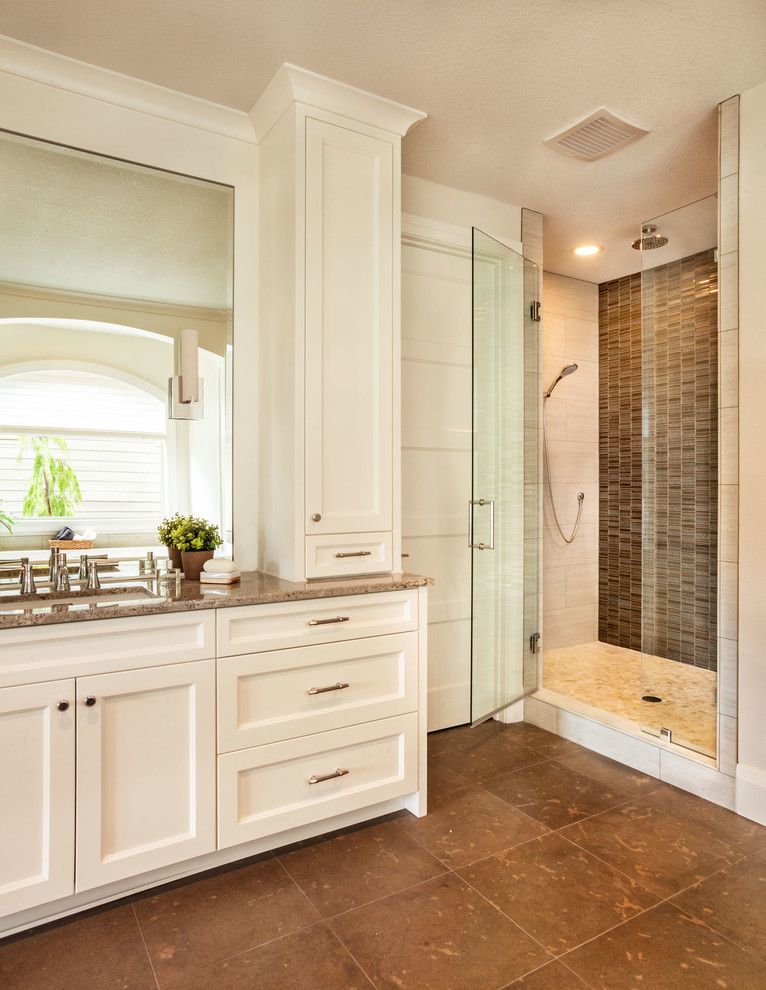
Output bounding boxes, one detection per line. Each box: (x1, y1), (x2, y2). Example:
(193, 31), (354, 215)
(641, 694), (662, 703)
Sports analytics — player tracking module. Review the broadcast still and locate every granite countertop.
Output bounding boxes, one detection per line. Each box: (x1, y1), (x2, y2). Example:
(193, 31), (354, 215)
(0, 570), (432, 630)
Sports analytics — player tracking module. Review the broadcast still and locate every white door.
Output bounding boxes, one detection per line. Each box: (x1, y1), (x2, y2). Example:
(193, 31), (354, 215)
(0, 679), (75, 918)
(305, 116), (394, 537)
(75, 659), (216, 892)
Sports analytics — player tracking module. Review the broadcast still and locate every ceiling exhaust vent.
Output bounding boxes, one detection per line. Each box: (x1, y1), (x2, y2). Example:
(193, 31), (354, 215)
(545, 109), (648, 162)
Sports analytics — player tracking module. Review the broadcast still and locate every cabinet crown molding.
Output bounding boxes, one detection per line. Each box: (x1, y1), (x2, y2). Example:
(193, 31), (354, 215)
(249, 62), (426, 141)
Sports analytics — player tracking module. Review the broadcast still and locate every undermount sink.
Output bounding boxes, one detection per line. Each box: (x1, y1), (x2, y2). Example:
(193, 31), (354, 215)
(0, 585), (159, 612)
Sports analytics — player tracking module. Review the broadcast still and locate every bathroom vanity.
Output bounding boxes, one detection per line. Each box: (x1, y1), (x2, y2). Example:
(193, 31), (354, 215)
(0, 573), (428, 935)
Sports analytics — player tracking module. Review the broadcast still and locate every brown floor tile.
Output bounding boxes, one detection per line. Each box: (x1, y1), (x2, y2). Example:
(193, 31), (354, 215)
(331, 872), (549, 989)
(426, 759), (472, 806)
(132, 855), (319, 985)
(277, 817), (445, 917)
(556, 747), (662, 797)
(459, 831), (657, 955)
(642, 784), (766, 855)
(560, 802), (741, 897)
(484, 760), (625, 828)
(0, 901), (155, 990)
(169, 924), (371, 989)
(672, 858), (766, 960)
(397, 784), (547, 868)
(428, 723), (545, 782)
(508, 959), (590, 988)
(564, 901), (766, 989)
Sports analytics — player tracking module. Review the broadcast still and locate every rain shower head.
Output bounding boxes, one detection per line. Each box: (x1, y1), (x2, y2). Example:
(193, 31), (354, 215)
(544, 363), (578, 398)
(632, 224), (669, 251)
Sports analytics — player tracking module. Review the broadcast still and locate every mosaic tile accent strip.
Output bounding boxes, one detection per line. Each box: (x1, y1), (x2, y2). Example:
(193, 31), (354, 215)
(598, 252), (718, 671)
(598, 271), (643, 651)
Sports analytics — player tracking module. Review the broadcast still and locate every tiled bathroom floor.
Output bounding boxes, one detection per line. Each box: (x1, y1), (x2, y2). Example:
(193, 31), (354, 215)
(1, 721), (764, 989)
(543, 640), (718, 756)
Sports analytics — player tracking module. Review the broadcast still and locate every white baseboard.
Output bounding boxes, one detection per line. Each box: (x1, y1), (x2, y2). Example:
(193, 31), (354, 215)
(736, 762), (766, 826)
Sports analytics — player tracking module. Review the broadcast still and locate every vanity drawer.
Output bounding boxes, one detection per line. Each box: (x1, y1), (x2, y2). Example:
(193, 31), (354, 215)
(305, 532), (392, 578)
(216, 590), (417, 657)
(217, 632), (418, 751)
(217, 713), (417, 848)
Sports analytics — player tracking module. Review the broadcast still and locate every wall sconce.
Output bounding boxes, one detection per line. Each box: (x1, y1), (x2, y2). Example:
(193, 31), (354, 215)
(169, 328), (204, 420)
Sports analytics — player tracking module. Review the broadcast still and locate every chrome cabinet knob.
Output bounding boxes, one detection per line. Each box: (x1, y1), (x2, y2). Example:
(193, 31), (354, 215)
(84, 696), (97, 708)
(57, 700), (70, 712)
(311, 513), (321, 522)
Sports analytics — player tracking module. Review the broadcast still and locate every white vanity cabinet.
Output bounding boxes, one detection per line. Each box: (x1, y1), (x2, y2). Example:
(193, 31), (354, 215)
(254, 65), (425, 581)
(75, 660), (216, 892)
(0, 584), (426, 936)
(0, 680), (75, 917)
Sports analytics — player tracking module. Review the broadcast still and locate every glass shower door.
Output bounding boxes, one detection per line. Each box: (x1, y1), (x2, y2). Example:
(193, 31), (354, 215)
(470, 228), (541, 724)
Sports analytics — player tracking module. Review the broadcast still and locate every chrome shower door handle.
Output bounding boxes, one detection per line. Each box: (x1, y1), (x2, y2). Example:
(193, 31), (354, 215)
(468, 498), (495, 550)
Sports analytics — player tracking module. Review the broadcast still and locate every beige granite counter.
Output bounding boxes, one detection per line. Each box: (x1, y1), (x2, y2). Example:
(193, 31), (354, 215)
(0, 571), (431, 630)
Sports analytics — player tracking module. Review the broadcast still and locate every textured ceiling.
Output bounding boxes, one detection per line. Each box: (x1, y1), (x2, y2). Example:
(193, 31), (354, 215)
(1, 0), (765, 281)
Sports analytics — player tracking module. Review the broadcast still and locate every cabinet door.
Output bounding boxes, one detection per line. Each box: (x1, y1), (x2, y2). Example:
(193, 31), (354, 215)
(305, 116), (394, 536)
(0, 680), (75, 919)
(75, 660), (215, 892)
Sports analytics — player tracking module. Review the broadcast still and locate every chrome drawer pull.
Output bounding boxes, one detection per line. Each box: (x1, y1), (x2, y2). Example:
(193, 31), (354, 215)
(308, 767), (350, 785)
(307, 615), (350, 626)
(335, 550), (372, 558)
(308, 681), (350, 696)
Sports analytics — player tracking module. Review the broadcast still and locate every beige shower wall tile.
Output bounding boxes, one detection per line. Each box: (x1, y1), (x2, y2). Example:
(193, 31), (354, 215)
(719, 329), (739, 409)
(719, 561), (738, 640)
(544, 522), (597, 566)
(720, 407), (739, 485)
(543, 565), (566, 610)
(719, 173), (739, 256)
(565, 316), (599, 361)
(718, 251), (739, 332)
(544, 440), (597, 482)
(543, 314), (566, 358)
(719, 95), (739, 179)
(719, 484), (738, 563)
(565, 563), (598, 607)
(718, 637), (738, 718)
(543, 603), (596, 649)
(566, 400), (598, 443)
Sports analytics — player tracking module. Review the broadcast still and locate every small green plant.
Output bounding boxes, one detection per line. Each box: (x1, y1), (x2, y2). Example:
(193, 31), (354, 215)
(19, 436), (82, 518)
(157, 512), (186, 547)
(167, 515), (223, 552)
(0, 500), (14, 534)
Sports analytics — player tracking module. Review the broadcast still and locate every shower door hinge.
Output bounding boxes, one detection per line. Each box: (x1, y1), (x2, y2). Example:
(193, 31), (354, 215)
(660, 727), (673, 743)
(530, 300), (542, 321)
(529, 631), (541, 655)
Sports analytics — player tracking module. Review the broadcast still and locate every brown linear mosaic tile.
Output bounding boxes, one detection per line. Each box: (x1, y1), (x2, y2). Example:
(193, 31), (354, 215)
(598, 251), (718, 671)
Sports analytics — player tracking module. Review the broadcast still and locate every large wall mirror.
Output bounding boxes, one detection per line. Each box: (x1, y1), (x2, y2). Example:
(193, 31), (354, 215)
(0, 130), (233, 565)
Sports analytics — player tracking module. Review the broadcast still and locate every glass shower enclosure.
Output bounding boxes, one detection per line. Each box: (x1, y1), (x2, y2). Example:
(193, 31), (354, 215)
(470, 228), (541, 724)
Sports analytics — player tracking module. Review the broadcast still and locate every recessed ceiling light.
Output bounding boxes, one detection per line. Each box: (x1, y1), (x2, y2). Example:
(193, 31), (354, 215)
(572, 244), (603, 256)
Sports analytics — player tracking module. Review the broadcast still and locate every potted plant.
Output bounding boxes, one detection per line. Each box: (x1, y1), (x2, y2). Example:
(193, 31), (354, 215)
(168, 515), (223, 580)
(157, 512), (186, 570)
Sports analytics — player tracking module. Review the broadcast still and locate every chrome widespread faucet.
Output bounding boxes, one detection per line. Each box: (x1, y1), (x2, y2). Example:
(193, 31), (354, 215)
(19, 557), (37, 595)
(55, 553), (71, 593)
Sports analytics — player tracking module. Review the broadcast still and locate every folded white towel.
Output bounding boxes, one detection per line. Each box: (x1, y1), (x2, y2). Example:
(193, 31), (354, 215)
(203, 557), (237, 573)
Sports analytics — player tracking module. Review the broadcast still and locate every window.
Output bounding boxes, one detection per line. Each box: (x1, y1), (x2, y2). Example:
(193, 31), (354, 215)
(0, 368), (167, 534)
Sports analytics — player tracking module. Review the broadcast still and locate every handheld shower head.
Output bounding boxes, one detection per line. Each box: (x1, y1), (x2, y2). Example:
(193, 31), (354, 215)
(544, 363), (578, 399)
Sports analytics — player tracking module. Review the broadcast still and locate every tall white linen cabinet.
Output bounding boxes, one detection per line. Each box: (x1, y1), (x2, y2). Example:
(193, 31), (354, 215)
(253, 66), (426, 581)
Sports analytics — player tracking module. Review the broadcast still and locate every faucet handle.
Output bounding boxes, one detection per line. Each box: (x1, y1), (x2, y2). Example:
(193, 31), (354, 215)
(87, 560), (101, 591)
(56, 554), (71, 593)
(19, 557), (37, 595)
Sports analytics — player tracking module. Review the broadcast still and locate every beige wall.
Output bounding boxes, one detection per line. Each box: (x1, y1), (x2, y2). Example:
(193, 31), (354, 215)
(541, 273), (599, 650)
(737, 79), (766, 824)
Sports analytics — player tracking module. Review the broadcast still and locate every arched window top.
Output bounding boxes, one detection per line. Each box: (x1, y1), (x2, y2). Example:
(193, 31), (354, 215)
(0, 368), (165, 435)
